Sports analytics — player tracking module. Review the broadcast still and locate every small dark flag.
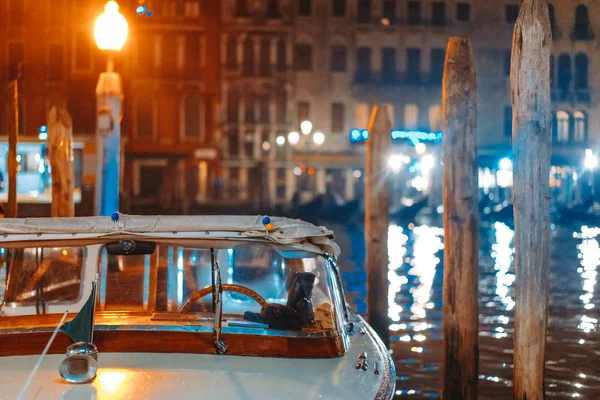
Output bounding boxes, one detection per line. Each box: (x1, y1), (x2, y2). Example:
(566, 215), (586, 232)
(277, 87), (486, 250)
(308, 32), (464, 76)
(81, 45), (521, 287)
(61, 281), (97, 343)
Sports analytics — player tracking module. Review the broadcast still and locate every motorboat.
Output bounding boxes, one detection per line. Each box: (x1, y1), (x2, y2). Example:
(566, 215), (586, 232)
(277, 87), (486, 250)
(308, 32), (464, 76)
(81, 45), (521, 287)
(0, 215), (395, 399)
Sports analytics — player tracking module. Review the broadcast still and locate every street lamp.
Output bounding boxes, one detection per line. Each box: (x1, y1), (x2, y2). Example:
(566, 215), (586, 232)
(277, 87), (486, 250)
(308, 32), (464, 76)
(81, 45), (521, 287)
(94, 1), (128, 216)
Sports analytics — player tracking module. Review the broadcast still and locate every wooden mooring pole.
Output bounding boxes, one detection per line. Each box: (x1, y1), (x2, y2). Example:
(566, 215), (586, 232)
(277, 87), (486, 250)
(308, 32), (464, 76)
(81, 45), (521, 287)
(48, 106), (75, 217)
(441, 37), (479, 400)
(511, 1), (552, 399)
(365, 105), (392, 347)
(6, 81), (19, 218)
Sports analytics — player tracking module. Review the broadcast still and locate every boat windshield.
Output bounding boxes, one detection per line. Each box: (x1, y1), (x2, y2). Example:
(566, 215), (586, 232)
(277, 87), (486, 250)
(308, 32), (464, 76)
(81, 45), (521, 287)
(0, 241), (344, 336)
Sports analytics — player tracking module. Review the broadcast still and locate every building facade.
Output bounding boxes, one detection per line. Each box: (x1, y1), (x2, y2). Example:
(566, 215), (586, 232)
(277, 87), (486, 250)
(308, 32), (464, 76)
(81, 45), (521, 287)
(222, 0), (599, 208)
(0, 0), (220, 214)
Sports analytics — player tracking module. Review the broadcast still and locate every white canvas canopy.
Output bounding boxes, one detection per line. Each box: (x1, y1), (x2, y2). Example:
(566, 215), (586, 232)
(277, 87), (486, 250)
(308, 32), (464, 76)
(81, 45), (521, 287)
(0, 215), (341, 256)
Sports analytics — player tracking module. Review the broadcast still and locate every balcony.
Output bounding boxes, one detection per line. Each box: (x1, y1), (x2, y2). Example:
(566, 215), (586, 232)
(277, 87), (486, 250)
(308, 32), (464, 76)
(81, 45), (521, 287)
(551, 89), (592, 105)
(353, 71), (443, 90)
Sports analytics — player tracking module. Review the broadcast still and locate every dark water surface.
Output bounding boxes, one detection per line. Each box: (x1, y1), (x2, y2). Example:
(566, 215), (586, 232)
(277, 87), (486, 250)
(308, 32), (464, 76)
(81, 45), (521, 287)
(337, 221), (600, 399)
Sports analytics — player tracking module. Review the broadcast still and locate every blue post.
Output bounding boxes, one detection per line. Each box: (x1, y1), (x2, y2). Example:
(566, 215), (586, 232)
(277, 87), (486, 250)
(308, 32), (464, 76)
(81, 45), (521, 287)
(95, 62), (123, 216)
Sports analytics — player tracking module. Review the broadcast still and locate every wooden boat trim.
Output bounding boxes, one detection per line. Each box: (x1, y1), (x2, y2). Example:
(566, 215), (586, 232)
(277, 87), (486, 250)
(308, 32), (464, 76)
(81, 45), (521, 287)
(0, 328), (347, 358)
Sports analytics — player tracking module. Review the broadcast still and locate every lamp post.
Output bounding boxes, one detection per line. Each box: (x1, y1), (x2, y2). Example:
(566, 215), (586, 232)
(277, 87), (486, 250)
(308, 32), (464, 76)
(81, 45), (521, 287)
(94, 1), (128, 216)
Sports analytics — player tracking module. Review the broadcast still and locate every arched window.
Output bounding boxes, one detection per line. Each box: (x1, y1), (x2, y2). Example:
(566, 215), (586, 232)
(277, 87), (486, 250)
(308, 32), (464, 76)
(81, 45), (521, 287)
(573, 111), (587, 142)
(136, 97), (155, 139)
(226, 36), (237, 69)
(574, 5), (592, 40)
(556, 110), (570, 142)
(574, 53), (588, 89)
(184, 95), (203, 140)
(242, 39), (254, 76)
(557, 54), (572, 94)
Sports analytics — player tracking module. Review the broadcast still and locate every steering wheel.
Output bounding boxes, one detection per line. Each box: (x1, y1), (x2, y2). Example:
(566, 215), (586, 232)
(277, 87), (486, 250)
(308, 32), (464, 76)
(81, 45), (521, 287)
(180, 284), (268, 313)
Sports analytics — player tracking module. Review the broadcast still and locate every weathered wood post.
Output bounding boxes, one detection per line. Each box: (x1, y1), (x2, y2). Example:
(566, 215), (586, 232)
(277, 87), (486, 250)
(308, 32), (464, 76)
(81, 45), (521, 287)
(365, 105), (392, 347)
(6, 81), (19, 218)
(441, 36), (479, 400)
(48, 106), (75, 217)
(511, 1), (552, 399)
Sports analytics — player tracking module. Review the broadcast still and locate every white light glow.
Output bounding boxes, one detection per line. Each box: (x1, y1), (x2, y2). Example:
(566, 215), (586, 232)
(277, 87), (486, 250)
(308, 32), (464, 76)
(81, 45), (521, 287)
(300, 120), (313, 135)
(421, 154), (435, 171)
(293, 166), (302, 176)
(415, 143), (427, 155)
(584, 149), (598, 170)
(499, 157), (512, 171)
(353, 169), (362, 179)
(276, 136), (286, 146)
(313, 131), (325, 146)
(94, 1), (129, 51)
(288, 131), (300, 146)
(388, 155), (404, 171)
(262, 141), (271, 151)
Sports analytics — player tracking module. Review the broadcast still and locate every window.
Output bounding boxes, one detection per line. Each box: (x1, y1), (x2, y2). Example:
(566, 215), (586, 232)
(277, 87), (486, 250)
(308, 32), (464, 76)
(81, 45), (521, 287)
(277, 40), (286, 72)
(9, 0), (25, 25)
(177, 36), (186, 70)
(243, 39), (255, 76)
(74, 31), (91, 70)
(228, 131), (240, 157)
(299, 0), (311, 16)
(227, 91), (239, 122)
(294, 44), (312, 71)
(298, 101), (310, 122)
(235, 0), (249, 17)
(356, 47), (372, 82)
(136, 97), (155, 139)
(48, 44), (64, 81)
(357, 0), (371, 23)
(184, 1), (201, 17)
(267, 0), (280, 18)
(8, 43), (24, 80)
(184, 96), (202, 139)
(404, 104), (419, 130)
(331, 45), (347, 72)
(383, 0), (396, 24)
(138, 32), (154, 70)
(548, 4), (556, 38)
(226, 36), (237, 70)
(504, 50), (511, 77)
(574, 5), (592, 40)
(331, 103), (344, 133)
(505, 5), (519, 23)
(504, 107), (512, 138)
(245, 97), (255, 123)
(406, 48), (421, 83)
(456, 3), (470, 22)
(556, 111), (569, 142)
(49, 0), (65, 25)
(244, 134), (254, 157)
(355, 103), (370, 128)
(407, 1), (421, 25)
(432, 2), (446, 26)
(557, 54), (572, 93)
(276, 92), (287, 123)
(332, 0), (345, 16)
(428, 105), (442, 131)
(574, 53), (588, 90)
(430, 49), (445, 84)
(259, 95), (270, 123)
(185, 34), (201, 72)
(381, 48), (396, 83)
(260, 39), (271, 77)
(573, 111), (587, 142)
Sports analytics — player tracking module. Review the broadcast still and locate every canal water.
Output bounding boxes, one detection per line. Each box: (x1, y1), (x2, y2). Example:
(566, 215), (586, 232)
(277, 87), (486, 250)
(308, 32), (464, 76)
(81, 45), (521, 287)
(336, 221), (600, 399)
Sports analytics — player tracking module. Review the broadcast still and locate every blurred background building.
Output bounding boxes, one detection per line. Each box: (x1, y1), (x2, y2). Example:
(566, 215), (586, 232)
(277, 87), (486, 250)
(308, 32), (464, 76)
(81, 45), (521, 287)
(0, 0), (597, 215)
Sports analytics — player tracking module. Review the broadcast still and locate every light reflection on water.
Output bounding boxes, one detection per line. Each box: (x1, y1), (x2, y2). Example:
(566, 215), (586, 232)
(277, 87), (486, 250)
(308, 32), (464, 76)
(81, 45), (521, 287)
(341, 222), (600, 399)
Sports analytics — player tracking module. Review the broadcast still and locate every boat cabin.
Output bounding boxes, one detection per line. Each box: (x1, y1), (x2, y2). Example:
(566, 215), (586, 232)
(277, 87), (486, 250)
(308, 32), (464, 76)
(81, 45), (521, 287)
(0, 216), (349, 359)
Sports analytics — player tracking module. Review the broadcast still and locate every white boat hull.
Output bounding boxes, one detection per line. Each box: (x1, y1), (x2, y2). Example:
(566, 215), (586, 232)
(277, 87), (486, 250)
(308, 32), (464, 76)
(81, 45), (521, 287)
(0, 317), (395, 400)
